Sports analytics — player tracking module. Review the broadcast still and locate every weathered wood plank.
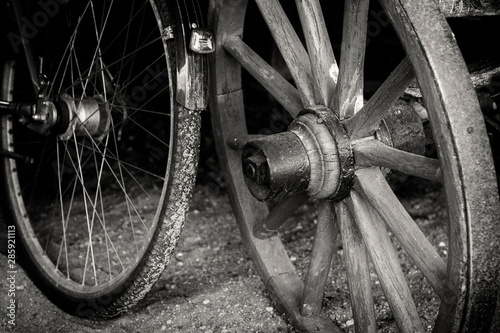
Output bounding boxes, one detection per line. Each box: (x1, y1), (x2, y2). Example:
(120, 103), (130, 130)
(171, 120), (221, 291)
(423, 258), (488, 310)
(268, 273), (342, 332)
(344, 58), (414, 139)
(255, 0), (318, 107)
(352, 138), (442, 182)
(208, 0), (248, 95)
(347, 190), (424, 332)
(332, 0), (369, 119)
(223, 37), (303, 117)
(301, 201), (338, 317)
(356, 168), (449, 299)
(253, 193), (308, 239)
(337, 201), (377, 333)
(296, 0), (338, 106)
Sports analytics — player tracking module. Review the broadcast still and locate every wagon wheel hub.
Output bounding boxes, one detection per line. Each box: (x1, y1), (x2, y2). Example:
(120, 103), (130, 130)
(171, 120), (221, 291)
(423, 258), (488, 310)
(242, 106), (354, 201)
(242, 102), (425, 202)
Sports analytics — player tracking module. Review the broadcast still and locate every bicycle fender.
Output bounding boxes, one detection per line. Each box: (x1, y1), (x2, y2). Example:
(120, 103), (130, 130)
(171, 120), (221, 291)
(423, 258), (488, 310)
(156, 0), (212, 111)
(151, 0), (211, 111)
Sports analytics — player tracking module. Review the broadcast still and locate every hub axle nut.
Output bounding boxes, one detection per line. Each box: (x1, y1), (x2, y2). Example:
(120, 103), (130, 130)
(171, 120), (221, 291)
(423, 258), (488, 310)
(241, 107), (354, 202)
(242, 132), (311, 201)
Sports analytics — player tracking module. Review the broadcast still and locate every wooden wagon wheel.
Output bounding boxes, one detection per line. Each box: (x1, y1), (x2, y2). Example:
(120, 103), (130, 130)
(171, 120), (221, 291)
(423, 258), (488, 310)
(208, 0), (500, 331)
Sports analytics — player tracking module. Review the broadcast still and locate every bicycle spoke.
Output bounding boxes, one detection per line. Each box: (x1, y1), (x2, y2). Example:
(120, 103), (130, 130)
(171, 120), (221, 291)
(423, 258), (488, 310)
(99, 188), (112, 281)
(49, 1), (92, 96)
(117, 0), (136, 87)
(70, 134), (97, 285)
(54, 180), (74, 273)
(56, 142), (71, 278)
(73, 140), (165, 183)
(69, 50), (77, 97)
(112, 54), (166, 95)
(83, 1), (113, 93)
(113, 105), (171, 117)
(71, 47), (87, 96)
(61, 146), (128, 278)
(109, 119), (140, 254)
(77, 134), (147, 231)
(57, 37), (163, 97)
(55, 41), (76, 96)
(52, 2), (155, 98)
(296, 0), (338, 105)
(120, 118), (168, 150)
(255, 0), (317, 107)
(123, 2), (147, 91)
(58, 142), (96, 199)
(62, 136), (146, 253)
(101, 1), (151, 59)
(90, 135), (111, 273)
(57, 174), (79, 275)
(333, 0), (369, 119)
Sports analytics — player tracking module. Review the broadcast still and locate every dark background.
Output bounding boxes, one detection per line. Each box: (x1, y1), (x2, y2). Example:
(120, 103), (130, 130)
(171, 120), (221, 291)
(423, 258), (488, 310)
(1, 1), (500, 186)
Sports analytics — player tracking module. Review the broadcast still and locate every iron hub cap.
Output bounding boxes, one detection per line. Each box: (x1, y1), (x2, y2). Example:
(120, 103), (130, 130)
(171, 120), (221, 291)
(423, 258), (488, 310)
(242, 106), (354, 201)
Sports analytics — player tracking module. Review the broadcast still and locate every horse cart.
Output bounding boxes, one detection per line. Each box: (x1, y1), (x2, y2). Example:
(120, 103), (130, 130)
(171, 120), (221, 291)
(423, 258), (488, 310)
(1, 0), (500, 331)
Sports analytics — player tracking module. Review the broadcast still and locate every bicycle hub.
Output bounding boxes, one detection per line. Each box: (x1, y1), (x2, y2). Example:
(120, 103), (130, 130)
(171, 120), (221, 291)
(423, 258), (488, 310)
(58, 94), (112, 141)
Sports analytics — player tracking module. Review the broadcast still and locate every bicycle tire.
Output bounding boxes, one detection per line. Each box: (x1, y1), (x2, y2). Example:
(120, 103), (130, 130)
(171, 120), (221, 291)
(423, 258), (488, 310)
(1, 0), (203, 319)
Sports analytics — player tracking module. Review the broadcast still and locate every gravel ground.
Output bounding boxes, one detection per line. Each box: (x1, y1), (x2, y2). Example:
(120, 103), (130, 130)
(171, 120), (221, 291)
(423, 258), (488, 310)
(0, 174), (455, 333)
(0, 184), (295, 333)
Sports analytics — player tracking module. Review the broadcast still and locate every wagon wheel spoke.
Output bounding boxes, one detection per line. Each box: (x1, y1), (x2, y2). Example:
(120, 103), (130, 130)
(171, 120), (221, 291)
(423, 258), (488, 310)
(344, 58), (415, 139)
(336, 200), (376, 333)
(356, 167), (449, 298)
(255, 0), (317, 107)
(300, 201), (339, 317)
(353, 138), (442, 182)
(333, 0), (369, 119)
(210, 0), (500, 331)
(253, 193), (309, 239)
(347, 189), (425, 332)
(223, 37), (303, 117)
(296, 0), (338, 105)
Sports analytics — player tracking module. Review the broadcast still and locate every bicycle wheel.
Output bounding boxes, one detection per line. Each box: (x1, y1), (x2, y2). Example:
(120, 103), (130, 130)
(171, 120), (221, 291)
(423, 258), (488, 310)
(1, 0), (205, 318)
(209, 0), (500, 331)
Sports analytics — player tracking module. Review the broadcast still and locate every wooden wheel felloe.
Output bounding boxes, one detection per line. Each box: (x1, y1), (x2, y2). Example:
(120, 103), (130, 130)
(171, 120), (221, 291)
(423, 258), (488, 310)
(208, 0), (500, 332)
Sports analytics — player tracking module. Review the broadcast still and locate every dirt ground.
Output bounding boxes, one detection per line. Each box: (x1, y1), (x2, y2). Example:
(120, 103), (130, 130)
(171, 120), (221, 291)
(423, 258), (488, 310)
(0, 171), (457, 333)
(0, 183), (298, 333)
